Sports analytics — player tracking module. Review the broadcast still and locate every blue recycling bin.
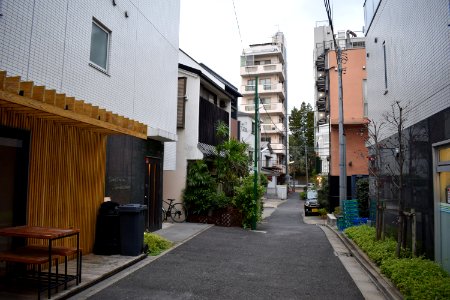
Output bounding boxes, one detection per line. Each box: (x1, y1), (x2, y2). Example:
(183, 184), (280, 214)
(118, 204), (147, 256)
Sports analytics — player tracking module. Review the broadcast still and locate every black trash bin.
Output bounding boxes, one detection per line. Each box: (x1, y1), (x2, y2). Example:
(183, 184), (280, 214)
(93, 201), (121, 255)
(118, 204), (147, 256)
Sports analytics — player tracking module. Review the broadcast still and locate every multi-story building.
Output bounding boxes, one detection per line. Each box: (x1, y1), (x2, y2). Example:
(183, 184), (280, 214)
(313, 25), (368, 209)
(239, 32), (288, 185)
(364, 0), (450, 269)
(163, 50), (241, 204)
(0, 0), (180, 254)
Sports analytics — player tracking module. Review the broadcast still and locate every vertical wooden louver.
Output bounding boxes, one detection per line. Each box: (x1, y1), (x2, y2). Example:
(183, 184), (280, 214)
(177, 77), (187, 128)
(0, 108), (106, 253)
(0, 70), (152, 253)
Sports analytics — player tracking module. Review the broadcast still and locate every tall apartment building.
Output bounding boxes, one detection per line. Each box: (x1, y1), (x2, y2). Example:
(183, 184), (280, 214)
(239, 32), (288, 184)
(364, 0), (450, 268)
(313, 25), (368, 209)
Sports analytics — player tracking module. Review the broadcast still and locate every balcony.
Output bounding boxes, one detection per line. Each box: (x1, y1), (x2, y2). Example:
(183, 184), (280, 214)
(239, 102), (286, 115)
(241, 83), (286, 99)
(274, 164), (286, 174)
(261, 123), (285, 134)
(316, 101), (326, 112)
(270, 143), (286, 153)
(240, 63), (285, 82)
(316, 77), (326, 91)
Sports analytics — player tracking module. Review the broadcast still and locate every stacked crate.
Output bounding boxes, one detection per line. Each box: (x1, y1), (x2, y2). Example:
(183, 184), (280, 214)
(343, 200), (359, 229)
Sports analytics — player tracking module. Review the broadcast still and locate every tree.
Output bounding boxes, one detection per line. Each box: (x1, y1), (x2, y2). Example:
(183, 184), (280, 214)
(289, 102), (314, 178)
(366, 119), (386, 240)
(383, 101), (409, 257)
(214, 122), (250, 197)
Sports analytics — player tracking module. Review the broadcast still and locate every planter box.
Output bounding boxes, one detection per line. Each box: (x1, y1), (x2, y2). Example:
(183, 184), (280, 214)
(187, 207), (242, 227)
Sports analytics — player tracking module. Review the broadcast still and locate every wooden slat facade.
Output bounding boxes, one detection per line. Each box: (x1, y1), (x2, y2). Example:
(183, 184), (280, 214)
(0, 108), (105, 253)
(0, 70), (149, 253)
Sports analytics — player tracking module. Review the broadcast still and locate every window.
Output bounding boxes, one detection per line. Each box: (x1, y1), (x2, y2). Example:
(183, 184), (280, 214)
(251, 122), (255, 134)
(260, 78), (271, 90)
(362, 79), (368, 116)
(261, 135), (271, 143)
(383, 41), (388, 93)
(259, 97), (271, 104)
(90, 20), (110, 71)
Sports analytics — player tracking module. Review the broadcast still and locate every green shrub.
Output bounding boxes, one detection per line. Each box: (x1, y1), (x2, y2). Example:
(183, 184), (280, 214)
(259, 173), (268, 187)
(381, 258), (450, 299)
(318, 208), (328, 218)
(333, 206), (342, 216)
(143, 232), (173, 256)
(345, 225), (450, 299)
(300, 192), (306, 200)
(233, 175), (264, 228)
(183, 160), (229, 214)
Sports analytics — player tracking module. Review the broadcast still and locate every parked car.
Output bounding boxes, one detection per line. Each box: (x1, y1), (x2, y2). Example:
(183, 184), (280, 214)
(304, 190), (320, 216)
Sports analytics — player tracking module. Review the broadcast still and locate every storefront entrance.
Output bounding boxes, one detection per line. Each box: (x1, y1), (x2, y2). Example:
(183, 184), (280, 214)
(433, 140), (450, 273)
(0, 126), (29, 250)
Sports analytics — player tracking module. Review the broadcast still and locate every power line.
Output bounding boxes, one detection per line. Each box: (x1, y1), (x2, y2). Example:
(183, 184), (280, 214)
(231, 0), (244, 50)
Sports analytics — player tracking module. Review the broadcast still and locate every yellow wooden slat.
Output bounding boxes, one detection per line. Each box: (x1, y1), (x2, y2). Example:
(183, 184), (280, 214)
(20, 81), (34, 98)
(44, 89), (56, 105)
(5, 76), (21, 94)
(55, 93), (66, 109)
(0, 70), (7, 90)
(32, 86), (45, 101)
(65, 97), (75, 110)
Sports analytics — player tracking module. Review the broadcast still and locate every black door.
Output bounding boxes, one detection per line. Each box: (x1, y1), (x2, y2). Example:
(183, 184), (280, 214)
(144, 157), (162, 231)
(0, 126), (30, 250)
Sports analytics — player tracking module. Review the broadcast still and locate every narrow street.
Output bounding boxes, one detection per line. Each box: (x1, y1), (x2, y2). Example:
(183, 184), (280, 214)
(84, 193), (363, 300)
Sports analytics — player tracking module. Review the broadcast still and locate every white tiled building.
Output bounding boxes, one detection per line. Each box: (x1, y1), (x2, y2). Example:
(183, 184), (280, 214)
(0, 0), (179, 143)
(364, 0), (450, 270)
(0, 0), (180, 230)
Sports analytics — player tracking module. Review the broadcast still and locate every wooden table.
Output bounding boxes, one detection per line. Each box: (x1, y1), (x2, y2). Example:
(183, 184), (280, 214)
(0, 226), (80, 299)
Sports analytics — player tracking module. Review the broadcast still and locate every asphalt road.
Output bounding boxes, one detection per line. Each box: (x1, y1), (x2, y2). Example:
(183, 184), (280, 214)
(87, 194), (363, 300)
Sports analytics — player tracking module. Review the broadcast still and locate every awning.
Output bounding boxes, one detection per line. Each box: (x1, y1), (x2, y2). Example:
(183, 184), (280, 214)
(0, 70), (147, 139)
(197, 142), (217, 157)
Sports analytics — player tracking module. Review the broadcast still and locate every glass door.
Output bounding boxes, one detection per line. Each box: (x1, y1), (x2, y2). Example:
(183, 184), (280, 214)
(434, 142), (450, 273)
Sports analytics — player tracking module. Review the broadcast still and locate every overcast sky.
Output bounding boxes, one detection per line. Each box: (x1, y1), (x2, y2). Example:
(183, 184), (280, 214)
(179, 0), (365, 111)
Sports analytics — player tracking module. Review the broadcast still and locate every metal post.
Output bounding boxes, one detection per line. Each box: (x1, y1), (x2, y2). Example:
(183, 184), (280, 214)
(305, 132), (309, 189)
(337, 47), (347, 207)
(252, 76), (259, 230)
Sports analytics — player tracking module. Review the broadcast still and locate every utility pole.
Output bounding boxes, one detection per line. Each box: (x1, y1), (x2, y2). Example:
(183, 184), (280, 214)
(304, 131), (309, 189)
(252, 76), (259, 230)
(337, 46), (347, 207)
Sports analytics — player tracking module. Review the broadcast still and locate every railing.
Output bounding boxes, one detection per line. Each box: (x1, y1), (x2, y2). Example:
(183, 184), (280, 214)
(241, 83), (286, 99)
(239, 102), (286, 114)
(240, 64), (285, 81)
(261, 123), (285, 133)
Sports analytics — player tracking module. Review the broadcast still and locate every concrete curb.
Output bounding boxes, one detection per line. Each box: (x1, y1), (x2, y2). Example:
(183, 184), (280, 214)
(326, 225), (403, 300)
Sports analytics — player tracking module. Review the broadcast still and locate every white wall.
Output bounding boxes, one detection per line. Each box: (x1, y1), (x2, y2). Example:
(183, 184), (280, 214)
(0, 0), (180, 140)
(365, 0), (450, 138)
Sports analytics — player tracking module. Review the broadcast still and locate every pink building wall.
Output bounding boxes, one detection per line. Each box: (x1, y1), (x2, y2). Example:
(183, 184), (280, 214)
(327, 48), (368, 176)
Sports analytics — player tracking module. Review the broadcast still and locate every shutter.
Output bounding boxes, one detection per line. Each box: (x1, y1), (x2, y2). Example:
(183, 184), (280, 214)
(177, 77), (187, 128)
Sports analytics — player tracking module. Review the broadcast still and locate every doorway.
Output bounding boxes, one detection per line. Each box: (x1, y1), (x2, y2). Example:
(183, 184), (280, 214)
(144, 157), (162, 231)
(433, 140), (450, 273)
(0, 127), (30, 250)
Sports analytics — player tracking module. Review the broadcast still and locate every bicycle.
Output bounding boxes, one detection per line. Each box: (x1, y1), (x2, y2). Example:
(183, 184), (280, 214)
(162, 199), (187, 223)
